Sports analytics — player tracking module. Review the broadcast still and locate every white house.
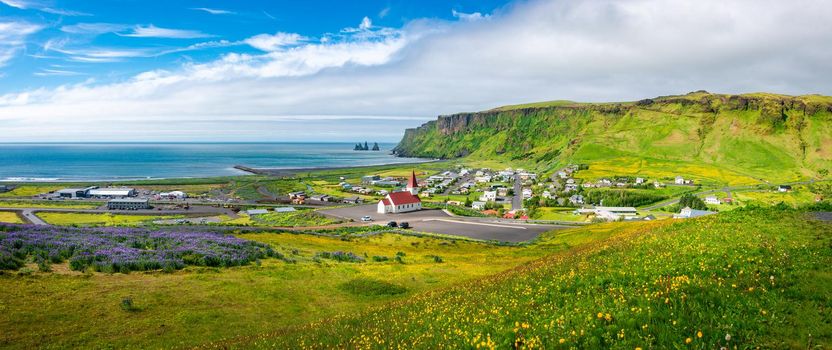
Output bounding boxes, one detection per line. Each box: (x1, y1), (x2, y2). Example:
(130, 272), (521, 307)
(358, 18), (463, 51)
(479, 190), (497, 202)
(569, 194), (584, 205)
(471, 201), (487, 210)
(675, 176), (685, 185)
(704, 196), (721, 205)
(635, 177), (645, 184)
(522, 188), (533, 199)
(673, 207), (715, 219)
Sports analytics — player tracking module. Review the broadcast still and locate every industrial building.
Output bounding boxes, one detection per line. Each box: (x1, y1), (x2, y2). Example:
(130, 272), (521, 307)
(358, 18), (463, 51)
(56, 186), (98, 199)
(107, 198), (150, 210)
(88, 188), (136, 198)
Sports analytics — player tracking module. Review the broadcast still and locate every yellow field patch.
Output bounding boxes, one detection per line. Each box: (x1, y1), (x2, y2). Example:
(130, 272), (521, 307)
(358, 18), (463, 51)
(37, 212), (183, 226)
(0, 211), (23, 224)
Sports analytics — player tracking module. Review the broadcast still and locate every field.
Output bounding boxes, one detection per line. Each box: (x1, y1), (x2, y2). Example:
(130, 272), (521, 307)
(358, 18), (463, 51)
(36, 212), (183, 226)
(0, 200), (101, 209)
(0, 225), (601, 349)
(532, 207), (587, 222)
(220, 210), (342, 227)
(0, 185), (64, 198)
(231, 207), (832, 349)
(0, 212), (22, 224)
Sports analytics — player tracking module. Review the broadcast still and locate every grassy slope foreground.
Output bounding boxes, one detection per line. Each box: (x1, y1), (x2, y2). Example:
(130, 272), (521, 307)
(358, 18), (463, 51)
(225, 207), (832, 349)
(393, 92), (832, 184)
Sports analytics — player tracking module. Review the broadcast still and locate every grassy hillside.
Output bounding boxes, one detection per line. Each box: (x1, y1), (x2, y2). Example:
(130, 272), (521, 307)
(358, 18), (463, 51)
(224, 206), (832, 349)
(394, 92), (832, 184)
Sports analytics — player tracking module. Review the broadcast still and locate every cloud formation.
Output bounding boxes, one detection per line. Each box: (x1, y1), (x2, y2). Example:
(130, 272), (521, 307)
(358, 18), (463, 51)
(191, 7), (235, 15)
(120, 24), (213, 39)
(0, 21), (43, 67)
(1, 0), (831, 142)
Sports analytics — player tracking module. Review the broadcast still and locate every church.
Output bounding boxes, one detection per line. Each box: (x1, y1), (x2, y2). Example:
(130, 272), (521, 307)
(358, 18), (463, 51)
(377, 170), (422, 214)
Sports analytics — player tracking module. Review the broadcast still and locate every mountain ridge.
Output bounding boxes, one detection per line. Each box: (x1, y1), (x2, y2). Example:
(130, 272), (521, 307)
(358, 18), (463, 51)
(393, 91), (832, 182)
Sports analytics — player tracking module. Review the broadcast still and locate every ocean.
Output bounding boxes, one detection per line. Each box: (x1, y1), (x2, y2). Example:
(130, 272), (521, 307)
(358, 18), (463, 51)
(0, 143), (425, 182)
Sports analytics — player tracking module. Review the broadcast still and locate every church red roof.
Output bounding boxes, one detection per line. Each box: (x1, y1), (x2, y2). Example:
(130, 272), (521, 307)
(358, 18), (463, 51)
(407, 170), (418, 188)
(387, 191), (421, 205)
(380, 198), (391, 205)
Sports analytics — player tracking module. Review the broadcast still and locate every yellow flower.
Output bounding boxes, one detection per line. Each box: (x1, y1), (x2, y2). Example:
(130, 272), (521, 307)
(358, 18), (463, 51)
(636, 348), (643, 350)
(697, 331), (703, 338)
(559, 338), (566, 344)
(685, 337), (692, 344)
(597, 312), (603, 319)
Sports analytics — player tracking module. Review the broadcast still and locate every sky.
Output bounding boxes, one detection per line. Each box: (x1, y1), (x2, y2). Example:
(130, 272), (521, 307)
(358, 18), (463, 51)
(0, 0), (831, 142)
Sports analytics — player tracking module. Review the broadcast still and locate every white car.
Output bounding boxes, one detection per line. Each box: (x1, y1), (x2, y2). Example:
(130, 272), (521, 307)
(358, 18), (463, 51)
(361, 215), (373, 222)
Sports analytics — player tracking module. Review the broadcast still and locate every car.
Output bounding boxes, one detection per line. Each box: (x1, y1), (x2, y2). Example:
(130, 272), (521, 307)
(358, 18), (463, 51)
(361, 215), (373, 222)
(386, 221), (398, 228)
(399, 222), (410, 229)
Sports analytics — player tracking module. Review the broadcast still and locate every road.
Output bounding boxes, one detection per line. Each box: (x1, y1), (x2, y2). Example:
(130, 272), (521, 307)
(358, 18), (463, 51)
(1, 205), (238, 226)
(512, 174), (522, 211)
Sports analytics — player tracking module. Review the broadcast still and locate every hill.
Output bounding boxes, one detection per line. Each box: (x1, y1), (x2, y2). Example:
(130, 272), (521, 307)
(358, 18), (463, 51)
(217, 206), (832, 348)
(393, 92), (832, 184)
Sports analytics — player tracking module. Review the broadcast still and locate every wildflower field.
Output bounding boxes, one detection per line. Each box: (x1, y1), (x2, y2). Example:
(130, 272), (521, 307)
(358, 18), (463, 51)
(0, 225), (277, 272)
(224, 206), (832, 349)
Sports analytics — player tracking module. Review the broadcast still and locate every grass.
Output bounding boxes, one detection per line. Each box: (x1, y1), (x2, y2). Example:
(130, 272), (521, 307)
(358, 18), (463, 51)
(36, 212), (183, 226)
(0, 229), (582, 349)
(0, 211), (22, 224)
(533, 207), (587, 222)
(232, 207), (832, 349)
(0, 185), (64, 198)
(0, 200), (101, 209)
(250, 210), (341, 227)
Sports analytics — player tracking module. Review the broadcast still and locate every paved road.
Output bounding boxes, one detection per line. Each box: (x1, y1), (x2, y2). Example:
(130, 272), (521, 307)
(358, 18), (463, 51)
(512, 174), (522, 210)
(320, 204), (567, 242)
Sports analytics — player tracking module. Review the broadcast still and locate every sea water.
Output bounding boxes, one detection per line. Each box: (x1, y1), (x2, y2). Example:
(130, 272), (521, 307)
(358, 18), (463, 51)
(0, 143), (424, 181)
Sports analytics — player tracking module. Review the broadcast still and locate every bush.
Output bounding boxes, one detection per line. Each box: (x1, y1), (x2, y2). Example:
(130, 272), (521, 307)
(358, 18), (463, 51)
(339, 278), (407, 296)
(315, 251), (365, 263)
(120, 297), (139, 312)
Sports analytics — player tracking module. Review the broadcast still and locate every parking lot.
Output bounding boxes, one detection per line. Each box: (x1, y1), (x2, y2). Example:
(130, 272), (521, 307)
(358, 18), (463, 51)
(320, 205), (566, 242)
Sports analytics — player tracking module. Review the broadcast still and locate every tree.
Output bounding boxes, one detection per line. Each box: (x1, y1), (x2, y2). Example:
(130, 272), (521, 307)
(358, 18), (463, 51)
(678, 194), (708, 210)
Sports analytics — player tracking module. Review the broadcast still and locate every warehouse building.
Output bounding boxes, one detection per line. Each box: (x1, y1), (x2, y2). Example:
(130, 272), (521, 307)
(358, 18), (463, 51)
(107, 198), (150, 210)
(56, 186), (97, 199)
(89, 188), (136, 198)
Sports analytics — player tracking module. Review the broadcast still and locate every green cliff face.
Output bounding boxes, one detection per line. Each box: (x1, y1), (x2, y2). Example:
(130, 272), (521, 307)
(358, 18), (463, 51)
(393, 91), (832, 181)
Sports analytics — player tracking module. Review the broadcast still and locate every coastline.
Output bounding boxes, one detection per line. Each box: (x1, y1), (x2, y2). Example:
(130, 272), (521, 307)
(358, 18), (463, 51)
(233, 158), (442, 177)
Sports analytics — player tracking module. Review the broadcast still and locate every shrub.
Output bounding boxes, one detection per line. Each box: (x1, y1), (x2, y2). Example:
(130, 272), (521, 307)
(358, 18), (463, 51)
(339, 278), (407, 296)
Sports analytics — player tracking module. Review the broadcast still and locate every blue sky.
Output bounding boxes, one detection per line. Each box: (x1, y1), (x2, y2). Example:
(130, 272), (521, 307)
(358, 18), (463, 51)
(0, 0), (830, 142)
(0, 0), (509, 92)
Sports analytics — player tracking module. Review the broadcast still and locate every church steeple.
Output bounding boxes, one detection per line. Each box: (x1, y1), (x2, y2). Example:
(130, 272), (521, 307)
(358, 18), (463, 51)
(407, 170), (418, 195)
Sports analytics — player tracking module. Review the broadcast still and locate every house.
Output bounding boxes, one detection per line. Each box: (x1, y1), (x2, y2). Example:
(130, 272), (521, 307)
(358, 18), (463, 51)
(274, 207), (297, 213)
(497, 187), (509, 197)
(542, 190), (553, 199)
(635, 177), (645, 184)
(675, 176), (685, 185)
(56, 186), (98, 199)
(479, 190), (497, 202)
(0, 185), (13, 193)
(564, 184), (578, 192)
(674, 207), (715, 219)
(246, 209), (269, 215)
(594, 206), (638, 221)
(778, 185), (792, 192)
(361, 175), (381, 184)
(288, 191), (306, 199)
(522, 188), (533, 199)
(310, 194), (331, 202)
(377, 191), (422, 214)
(471, 201), (487, 210)
(343, 196), (363, 204)
(723, 198), (734, 204)
(704, 196), (721, 205)
(474, 175), (492, 183)
(519, 172), (537, 181)
(569, 194), (584, 205)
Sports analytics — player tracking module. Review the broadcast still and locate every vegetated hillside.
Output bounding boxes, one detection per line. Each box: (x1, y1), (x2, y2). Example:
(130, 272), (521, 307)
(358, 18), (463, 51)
(226, 206), (832, 349)
(393, 92), (832, 182)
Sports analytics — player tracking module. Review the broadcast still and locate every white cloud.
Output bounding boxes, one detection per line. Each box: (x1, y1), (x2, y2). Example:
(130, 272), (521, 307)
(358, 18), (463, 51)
(0, 0), (89, 16)
(452, 9), (489, 21)
(191, 7), (234, 15)
(120, 25), (213, 39)
(1, 0), (832, 142)
(244, 32), (306, 52)
(379, 7), (390, 19)
(60, 23), (130, 35)
(359, 16), (372, 30)
(34, 68), (84, 76)
(0, 21), (43, 67)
